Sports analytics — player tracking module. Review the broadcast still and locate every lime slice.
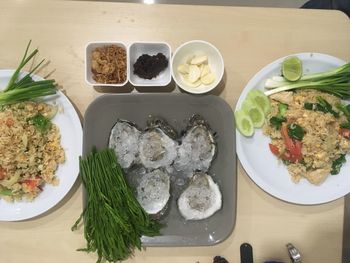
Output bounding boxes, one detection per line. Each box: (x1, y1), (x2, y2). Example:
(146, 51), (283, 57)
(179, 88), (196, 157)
(242, 98), (265, 128)
(247, 89), (271, 115)
(282, 56), (302, 81)
(235, 109), (254, 136)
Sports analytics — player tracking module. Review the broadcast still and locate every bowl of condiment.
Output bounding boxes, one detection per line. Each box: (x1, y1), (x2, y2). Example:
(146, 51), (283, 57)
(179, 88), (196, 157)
(128, 42), (171, 86)
(85, 41), (128, 87)
(171, 40), (224, 94)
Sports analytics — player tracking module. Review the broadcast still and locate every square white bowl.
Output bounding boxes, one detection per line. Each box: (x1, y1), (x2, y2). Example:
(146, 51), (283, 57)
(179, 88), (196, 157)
(85, 41), (128, 87)
(128, 42), (172, 86)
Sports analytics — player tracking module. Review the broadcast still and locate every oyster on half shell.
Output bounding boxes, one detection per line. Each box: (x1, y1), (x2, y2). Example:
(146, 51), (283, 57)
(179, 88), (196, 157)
(174, 115), (217, 174)
(108, 119), (141, 169)
(136, 168), (170, 216)
(178, 172), (222, 220)
(139, 117), (178, 169)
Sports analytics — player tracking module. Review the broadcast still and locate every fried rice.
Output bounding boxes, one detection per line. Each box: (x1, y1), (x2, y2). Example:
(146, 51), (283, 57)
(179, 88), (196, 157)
(263, 90), (350, 185)
(0, 101), (65, 202)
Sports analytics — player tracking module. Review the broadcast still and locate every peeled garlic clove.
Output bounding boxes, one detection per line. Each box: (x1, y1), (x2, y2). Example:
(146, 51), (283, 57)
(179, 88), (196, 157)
(183, 75), (201, 87)
(188, 65), (201, 83)
(201, 65), (211, 78)
(191, 55), (208, 65)
(186, 55), (195, 64)
(177, 64), (190, 74)
(201, 72), (215, 85)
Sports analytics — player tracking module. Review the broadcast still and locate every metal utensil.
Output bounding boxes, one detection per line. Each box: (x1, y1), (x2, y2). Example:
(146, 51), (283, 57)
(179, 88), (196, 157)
(286, 243), (302, 263)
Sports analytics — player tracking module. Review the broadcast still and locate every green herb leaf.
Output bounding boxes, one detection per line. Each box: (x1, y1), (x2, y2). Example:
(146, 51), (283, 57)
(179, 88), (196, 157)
(28, 113), (52, 133)
(331, 154), (346, 175)
(270, 116), (286, 130)
(341, 123), (350, 129)
(287, 123), (305, 141)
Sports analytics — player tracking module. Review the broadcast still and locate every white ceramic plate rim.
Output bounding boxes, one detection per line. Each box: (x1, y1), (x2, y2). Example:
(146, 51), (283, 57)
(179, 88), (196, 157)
(236, 53), (349, 205)
(0, 70), (82, 221)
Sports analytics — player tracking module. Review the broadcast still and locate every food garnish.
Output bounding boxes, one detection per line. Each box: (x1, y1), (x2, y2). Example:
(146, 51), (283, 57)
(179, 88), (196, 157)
(72, 148), (162, 263)
(282, 56), (302, 81)
(0, 40), (57, 105)
(235, 89), (270, 136)
(177, 54), (215, 86)
(265, 59), (350, 97)
(234, 109), (254, 137)
(91, 45), (127, 84)
(133, 53), (168, 79)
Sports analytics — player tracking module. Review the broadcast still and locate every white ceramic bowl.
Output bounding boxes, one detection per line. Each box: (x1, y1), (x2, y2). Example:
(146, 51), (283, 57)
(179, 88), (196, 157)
(128, 42), (172, 86)
(171, 40), (224, 94)
(85, 41), (128, 87)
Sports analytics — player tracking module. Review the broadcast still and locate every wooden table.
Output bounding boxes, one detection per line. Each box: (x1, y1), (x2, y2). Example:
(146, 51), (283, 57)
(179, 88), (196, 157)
(1, 1), (349, 262)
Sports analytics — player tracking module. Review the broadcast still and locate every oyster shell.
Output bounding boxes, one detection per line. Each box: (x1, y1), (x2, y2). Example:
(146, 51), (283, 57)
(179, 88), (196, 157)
(108, 119), (141, 169)
(136, 168), (170, 215)
(174, 115), (216, 174)
(178, 172), (222, 220)
(139, 117), (178, 169)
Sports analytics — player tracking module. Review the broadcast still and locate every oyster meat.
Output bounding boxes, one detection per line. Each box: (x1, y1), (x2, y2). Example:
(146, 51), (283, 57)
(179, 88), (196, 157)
(109, 119), (141, 169)
(136, 168), (170, 215)
(174, 115), (216, 174)
(178, 172), (222, 220)
(139, 117), (178, 169)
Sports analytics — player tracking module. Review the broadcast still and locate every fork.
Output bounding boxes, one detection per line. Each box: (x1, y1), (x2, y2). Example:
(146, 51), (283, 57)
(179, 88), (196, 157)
(286, 243), (302, 263)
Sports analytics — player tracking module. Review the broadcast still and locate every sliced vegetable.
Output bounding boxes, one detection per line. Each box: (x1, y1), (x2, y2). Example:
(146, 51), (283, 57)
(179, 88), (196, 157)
(235, 109), (254, 136)
(340, 128), (350, 139)
(22, 178), (40, 190)
(316, 96), (339, 118)
(331, 154), (346, 175)
(0, 187), (12, 196)
(242, 98), (265, 128)
(281, 124), (302, 162)
(247, 89), (271, 114)
(287, 123), (305, 141)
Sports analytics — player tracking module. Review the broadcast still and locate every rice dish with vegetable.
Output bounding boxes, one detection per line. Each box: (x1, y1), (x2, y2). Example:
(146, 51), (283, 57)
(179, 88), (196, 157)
(0, 101), (65, 202)
(264, 90), (350, 185)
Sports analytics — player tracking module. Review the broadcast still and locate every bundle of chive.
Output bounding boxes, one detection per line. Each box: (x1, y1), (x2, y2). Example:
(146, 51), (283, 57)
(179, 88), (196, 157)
(72, 148), (162, 263)
(0, 40), (57, 105)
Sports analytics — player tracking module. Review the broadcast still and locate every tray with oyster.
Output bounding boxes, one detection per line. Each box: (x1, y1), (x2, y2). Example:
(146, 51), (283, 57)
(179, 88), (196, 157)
(83, 93), (236, 246)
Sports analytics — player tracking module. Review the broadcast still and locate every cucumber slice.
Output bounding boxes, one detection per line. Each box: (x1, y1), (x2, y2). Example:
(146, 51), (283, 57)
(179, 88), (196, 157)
(235, 109), (254, 136)
(242, 98), (265, 128)
(247, 89), (271, 115)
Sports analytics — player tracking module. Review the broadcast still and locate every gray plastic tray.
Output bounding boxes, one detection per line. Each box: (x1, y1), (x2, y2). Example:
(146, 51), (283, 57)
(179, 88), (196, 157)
(83, 93), (236, 246)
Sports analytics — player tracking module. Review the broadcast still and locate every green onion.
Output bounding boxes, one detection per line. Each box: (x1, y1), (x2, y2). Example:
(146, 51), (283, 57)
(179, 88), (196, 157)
(72, 148), (162, 263)
(0, 40), (57, 105)
(264, 63), (350, 98)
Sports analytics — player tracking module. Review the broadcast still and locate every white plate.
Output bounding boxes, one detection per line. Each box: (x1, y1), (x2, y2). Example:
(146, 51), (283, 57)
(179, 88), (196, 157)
(0, 70), (82, 221)
(236, 53), (350, 205)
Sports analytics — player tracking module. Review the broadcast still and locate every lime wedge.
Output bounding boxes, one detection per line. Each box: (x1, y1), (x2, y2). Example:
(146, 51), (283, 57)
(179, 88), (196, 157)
(247, 89), (271, 115)
(282, 56), (302, 81)
(242, 98), (265, 128)
(235, 109), (254, 136)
